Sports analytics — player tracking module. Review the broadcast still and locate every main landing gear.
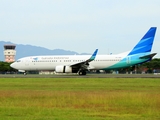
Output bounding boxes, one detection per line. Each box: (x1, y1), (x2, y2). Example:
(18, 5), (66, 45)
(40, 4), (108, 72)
(23, 72), (27, 75)
(78, 70), (86, 75)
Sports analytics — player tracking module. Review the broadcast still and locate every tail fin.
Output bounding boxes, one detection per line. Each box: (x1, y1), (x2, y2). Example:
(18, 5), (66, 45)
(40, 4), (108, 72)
(128, 27), (157, 55)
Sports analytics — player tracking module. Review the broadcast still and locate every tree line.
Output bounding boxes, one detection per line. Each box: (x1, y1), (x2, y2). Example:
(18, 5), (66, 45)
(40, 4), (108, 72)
(0, 58), (160, 74)
(0, 62), (16, 74)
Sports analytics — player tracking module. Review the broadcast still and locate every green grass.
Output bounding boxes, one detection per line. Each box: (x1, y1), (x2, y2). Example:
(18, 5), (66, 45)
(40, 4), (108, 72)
(0, 78), (160, 120)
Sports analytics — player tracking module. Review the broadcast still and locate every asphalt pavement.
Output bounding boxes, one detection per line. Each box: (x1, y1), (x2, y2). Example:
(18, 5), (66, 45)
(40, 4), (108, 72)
(0, 73), (160, 78)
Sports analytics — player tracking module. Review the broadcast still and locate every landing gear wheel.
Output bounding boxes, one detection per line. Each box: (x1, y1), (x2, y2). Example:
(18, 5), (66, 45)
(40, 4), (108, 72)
(78, 70), (86, 75)
(24, 72), (27, 75)
(82, 71), (86, 75)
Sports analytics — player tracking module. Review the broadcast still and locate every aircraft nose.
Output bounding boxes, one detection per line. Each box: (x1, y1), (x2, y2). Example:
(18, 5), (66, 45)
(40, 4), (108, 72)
(10, 62), (16, 69)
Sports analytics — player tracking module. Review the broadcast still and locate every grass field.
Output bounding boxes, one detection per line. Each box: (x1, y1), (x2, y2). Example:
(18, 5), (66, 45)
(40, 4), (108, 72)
(0, 78), (160, 120)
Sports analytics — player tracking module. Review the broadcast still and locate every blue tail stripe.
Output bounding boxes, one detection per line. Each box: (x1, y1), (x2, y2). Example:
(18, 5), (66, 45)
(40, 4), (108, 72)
(130, 44), (153, 54)
(128, 27), (156, 55)
(135, 37), (153, 47)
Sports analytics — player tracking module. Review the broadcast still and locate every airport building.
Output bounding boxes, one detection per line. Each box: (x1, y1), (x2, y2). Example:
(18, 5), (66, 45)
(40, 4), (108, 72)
(4, 45), (16, 62)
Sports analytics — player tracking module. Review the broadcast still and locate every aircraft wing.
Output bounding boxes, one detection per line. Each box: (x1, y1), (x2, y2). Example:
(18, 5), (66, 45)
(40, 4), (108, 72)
(70, 49), (98, 69)
(139, 53), (157, 59)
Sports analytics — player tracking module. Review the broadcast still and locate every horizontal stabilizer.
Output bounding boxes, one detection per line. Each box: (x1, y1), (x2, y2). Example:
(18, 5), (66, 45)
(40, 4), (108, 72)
(139, 53), (157, 59)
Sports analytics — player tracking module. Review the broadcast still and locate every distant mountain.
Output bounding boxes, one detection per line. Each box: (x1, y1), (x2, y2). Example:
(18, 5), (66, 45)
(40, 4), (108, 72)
(0, 41), (90, 61)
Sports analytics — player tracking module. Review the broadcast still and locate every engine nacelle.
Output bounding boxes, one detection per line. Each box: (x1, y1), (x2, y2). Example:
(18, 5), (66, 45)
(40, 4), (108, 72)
(55, 65), (72, 73)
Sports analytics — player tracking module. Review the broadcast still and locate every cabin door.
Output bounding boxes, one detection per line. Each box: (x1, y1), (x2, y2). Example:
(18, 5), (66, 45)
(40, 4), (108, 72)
(126, 57), (131, 64)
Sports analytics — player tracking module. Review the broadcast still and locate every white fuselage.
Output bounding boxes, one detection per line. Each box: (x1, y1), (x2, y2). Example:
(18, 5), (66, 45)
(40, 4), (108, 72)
(11, 54), (128, 71)
(10, 27), (157, 74)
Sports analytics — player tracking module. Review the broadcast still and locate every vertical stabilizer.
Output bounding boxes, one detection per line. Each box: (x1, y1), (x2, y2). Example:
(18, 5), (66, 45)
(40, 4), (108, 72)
(128, 27), (157, 55)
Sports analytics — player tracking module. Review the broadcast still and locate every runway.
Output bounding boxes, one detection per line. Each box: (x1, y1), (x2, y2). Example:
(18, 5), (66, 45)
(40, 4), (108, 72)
(0, 73), (160, 78)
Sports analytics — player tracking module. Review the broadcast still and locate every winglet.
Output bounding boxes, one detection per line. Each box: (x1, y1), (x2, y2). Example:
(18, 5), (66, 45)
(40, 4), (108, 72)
(70, 49), (98, 67)
(88, 49), (98, 62)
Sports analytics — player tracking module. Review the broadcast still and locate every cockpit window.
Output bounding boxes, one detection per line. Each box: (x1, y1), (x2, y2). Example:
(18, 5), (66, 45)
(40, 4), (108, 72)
(17, 60), (21, 62)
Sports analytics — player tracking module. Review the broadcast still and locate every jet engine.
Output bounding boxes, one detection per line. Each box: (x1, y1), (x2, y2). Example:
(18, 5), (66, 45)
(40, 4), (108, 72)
(55, 65), (72, 73)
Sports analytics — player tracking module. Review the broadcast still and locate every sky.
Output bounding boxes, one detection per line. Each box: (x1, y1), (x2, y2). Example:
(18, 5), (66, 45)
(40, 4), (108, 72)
(0, 0), (160, 57)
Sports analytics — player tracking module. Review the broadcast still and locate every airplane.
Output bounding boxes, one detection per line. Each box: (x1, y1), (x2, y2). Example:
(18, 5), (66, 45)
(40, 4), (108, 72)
(10, 27), (157, 75)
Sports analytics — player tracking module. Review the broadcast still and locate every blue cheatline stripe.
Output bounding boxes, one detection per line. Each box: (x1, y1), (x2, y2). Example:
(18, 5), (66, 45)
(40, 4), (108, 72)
(128, 27), (156, 55)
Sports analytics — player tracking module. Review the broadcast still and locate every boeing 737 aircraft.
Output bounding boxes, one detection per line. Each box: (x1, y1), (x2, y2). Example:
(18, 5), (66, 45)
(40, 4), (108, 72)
(10, 27), (157, 75)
